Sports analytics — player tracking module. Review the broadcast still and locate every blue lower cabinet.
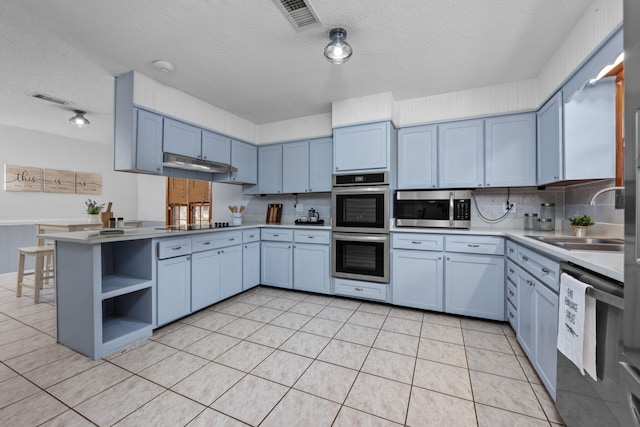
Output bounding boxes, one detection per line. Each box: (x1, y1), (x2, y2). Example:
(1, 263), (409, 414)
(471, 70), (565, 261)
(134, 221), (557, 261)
(293, 243), (330, 294)
(444, 253), (505, 321)
(191, 250), (221, 312)
(243, 242), (260, 290)
(157, 255), (191, 326)
(261, 241), (293, 288)
(219, 245), (243, 300)
(392, 249), (444, 311)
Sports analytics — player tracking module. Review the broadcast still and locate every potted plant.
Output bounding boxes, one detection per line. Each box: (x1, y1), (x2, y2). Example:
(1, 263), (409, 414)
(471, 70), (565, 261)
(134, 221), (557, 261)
(568, 214), (595, 237)
(85, 199), (105, 223)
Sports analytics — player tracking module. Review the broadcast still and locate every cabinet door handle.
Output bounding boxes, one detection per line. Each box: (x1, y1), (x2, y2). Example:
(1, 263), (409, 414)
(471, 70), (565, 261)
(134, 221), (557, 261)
(244, 245), (248, 248)
(521, 255), (529, 262)
(509, 290), (515, 297)
(446, 257), (450, 261)
(202, 241), (211, 245)
(541, 268), (550, 274)
(438, 256), (442, 260)
(411, 241), (422, 245)
(509, 312), (515, 319)
(467, 244), (480, 248)
(526, 279), (535, 286)
(288, 245), (292, 249)
(186, 256), (190, 261)
(509, 268), (515, 274)
(156, 167), (161, 172)
(172, 246), (182, 250)
(355, 287), (364, 292)
(509, 248), (514, 253)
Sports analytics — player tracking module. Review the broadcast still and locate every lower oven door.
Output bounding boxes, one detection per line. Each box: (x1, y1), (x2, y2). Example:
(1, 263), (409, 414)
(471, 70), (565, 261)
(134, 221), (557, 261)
(332, 233), (389, 283)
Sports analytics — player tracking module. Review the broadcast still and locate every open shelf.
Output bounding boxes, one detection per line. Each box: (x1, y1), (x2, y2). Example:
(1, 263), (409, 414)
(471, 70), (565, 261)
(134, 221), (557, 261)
(102, 315), (152, 344)
(102, 275), (152, 299)
(102, 287), (153, 346)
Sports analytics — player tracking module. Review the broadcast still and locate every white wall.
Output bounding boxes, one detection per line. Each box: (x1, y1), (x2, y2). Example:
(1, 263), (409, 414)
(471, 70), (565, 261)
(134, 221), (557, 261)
(0, 124), (138, 223)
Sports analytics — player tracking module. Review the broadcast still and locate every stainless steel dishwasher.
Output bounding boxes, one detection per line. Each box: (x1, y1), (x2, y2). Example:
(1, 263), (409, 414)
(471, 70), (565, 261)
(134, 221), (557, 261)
(555, 262), (624, 427)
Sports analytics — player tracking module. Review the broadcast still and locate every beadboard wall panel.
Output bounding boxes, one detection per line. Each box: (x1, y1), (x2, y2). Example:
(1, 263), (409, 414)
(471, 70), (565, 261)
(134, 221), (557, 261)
(537, 0), (622, 103)
(395, 79), (539, 127)
(257, 113), (332, 144)
(0, 224), (37, 274)
(132, 71), (258, 143)
(332, 92), (396, 128)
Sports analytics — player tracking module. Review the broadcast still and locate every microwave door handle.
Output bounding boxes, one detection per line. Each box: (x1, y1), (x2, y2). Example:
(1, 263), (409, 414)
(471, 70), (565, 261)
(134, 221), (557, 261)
(449, 192), (454, 227)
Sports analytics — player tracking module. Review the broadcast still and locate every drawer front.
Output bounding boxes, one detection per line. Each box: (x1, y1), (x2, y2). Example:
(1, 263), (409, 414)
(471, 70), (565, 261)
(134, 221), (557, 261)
(192, 231), (241, 252)
(445, 235), (504, 255)
(517, 245), (560, 292)
(334, 279), (387, 302)
(158, 238), (191, 259)
(294, 230), (330, 245)
(392, 233), (444, 251)
(261, 228), (293, 242)
(242, 229), (260, 243)
(507, 300), (517, 333)
(506, 259), (518, 284)
(506, 240), (518, 261)
(507, 279), (517, 307)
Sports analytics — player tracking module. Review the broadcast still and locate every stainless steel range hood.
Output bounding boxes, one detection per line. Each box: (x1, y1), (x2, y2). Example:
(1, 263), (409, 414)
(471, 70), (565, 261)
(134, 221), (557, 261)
(162, 152), (237, 174)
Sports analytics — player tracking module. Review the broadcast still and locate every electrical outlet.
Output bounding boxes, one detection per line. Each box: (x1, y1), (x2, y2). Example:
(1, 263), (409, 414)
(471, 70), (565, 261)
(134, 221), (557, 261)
(503, 202), (516, 213)
(296, 203), (304, 213)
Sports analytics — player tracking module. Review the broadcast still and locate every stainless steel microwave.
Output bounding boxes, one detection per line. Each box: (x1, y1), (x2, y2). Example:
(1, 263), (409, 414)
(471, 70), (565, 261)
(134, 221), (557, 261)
(395, 190), (471, 228)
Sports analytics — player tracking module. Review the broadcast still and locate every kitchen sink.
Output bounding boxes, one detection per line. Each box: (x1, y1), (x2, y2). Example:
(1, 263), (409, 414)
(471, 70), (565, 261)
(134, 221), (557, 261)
(524, 235), (624, 252)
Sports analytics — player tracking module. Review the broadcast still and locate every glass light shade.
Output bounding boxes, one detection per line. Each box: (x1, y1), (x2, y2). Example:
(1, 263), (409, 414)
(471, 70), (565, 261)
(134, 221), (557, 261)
(69, 110), (90, 128)
(324, 28), (352, 64)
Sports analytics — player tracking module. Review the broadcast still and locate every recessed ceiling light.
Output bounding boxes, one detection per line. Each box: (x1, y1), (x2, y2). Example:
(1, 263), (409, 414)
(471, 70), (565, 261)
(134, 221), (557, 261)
(152, 60), (175, 73)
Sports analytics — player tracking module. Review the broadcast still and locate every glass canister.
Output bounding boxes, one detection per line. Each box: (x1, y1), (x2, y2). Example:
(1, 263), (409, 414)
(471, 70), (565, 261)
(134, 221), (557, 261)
(537, 218), (554, 232)
(539, 203), (555, 231)
(524, 213), (538, 230)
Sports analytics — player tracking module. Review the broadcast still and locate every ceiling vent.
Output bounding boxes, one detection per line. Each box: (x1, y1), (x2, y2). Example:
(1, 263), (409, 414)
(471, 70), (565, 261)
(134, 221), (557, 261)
(29, 92), (72, 106)
(272, 0), (320, 30)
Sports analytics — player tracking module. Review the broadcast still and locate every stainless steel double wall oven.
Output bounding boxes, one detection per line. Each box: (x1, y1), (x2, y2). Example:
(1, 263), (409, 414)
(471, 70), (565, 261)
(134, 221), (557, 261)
(331, 172), (390, 283)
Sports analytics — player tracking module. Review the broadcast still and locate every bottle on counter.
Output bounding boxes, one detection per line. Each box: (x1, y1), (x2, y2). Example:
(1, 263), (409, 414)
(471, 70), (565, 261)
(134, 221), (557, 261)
(524, 213), (538, 230)
(117, 217), (124, 228)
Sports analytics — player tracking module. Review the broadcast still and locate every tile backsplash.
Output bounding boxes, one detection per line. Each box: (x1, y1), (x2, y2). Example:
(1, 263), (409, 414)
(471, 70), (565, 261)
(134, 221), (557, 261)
(243, 192), (331, 224)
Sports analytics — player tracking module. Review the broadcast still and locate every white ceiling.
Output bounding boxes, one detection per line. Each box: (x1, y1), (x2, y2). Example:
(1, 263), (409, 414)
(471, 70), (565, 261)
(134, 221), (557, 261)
(0, 0), (596, 145)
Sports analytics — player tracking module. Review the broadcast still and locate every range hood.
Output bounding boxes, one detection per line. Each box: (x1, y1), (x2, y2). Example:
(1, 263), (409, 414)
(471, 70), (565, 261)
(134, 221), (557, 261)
(162, 152), (237, 174)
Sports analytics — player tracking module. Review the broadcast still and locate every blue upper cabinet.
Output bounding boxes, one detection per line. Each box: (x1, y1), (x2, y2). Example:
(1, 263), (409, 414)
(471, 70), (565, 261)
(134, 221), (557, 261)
(282, 141), (309, 194)
(438, 119), (484, 188)
(397, 124), (438, 189)
(537, 92), (564, 185)
(258, 144), (283, 194)
(202, 130), (231, 165)
(215, 140), (257, 184)
(134, 109), (164, 174)
(334, 121), (391, 172)
(163, 118), (201, 158)
(485, 113), (536, 187)
(308, 137), (333, 192)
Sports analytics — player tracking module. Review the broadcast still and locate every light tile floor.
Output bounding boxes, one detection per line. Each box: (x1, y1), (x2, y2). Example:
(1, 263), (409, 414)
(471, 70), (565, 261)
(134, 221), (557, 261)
(0, 272), (566, 426)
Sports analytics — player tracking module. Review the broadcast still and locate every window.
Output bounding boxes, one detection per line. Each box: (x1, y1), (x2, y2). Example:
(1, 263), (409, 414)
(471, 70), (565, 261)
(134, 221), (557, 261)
(166, 178), (212, 226)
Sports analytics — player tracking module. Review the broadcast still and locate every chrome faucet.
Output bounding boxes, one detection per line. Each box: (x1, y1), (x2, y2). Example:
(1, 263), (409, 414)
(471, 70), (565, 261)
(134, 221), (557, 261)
(589, 186), (625, 205)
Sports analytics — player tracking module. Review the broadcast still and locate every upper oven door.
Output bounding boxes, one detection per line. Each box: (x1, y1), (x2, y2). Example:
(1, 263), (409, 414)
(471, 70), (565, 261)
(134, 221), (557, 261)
(332, 186), (389, 233)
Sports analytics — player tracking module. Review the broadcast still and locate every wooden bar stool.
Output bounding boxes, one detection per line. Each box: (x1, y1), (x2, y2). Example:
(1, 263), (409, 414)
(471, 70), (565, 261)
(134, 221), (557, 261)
(16, 246), (55, 303)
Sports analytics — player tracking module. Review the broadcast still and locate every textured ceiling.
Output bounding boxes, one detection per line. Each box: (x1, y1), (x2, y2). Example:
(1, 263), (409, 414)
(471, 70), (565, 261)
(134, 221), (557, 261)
(0, 0), (595, 145)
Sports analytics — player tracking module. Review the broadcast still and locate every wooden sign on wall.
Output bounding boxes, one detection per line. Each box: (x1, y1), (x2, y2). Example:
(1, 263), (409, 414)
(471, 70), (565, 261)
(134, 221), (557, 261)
(3, 165), (42, 192)
(75, 172), (102, 195)
(43, 168), (75, 193)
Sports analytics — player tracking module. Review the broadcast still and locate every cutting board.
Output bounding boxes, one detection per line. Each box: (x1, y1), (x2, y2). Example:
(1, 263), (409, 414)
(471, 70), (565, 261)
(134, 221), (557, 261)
(266, 204), (282, 223)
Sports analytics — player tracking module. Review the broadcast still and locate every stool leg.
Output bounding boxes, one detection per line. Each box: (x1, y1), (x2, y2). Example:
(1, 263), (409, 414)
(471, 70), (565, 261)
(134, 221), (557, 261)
(16, 252), (25, 297)
(34, 253), (44, 304)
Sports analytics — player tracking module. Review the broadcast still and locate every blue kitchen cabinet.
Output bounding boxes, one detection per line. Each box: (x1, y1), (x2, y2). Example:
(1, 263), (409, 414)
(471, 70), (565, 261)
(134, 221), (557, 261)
(534, 277), (559, 398)
(282, 141), (309, 194)
(397, 124), (438, 189)
(444, 253), (505, 321)
(485, 113), (536, 187)
(261, 241), (293, 288)
(537, 91), (564, 185)
(258, 144), (283, 194)
(392, 249), (443, 311)
(293, 243), (330, 294)
(214, 139), (257, 184)
(516, 265), (535, 357)
(438, 119), (484, 188)
(134, 108), (164, 174)
(191, 249), (220, 311)
(242, 241), (260, 290)
(218, 244), (243, 300)
(202, 130), (231, 164)
(308, 137), (333, 192)
(334, 121), (391, 172)
(157, 254), (191, 326)
(163, 118), (201, 158)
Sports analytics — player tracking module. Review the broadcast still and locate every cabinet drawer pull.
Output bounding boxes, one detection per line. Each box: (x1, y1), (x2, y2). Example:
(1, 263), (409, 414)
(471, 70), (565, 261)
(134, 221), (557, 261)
(249, 234), (255, 238)
(228, 238), (235, 241)
(172, 246), (182, 250)
(273, 234), (279, 237)
(307, 236), (315, 239)
(521, 255), (529, 262)
(354, 287), (364, 292)
(202, 242), (211, 245)
(541, 268), (550, 275)
(467, 244), (480, 248)
(411, 241), (422, 245)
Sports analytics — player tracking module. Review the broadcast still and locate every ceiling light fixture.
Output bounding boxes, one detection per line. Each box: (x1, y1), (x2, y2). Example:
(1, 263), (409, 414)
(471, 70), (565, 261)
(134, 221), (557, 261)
(69, 110), (90, 128)
(324, 28), (352, 64)
(152, 60), (175, 73)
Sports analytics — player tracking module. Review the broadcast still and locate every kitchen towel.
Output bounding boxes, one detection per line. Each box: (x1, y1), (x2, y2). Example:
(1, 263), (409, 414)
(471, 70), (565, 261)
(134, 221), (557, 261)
(557, 272), (597, 381)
